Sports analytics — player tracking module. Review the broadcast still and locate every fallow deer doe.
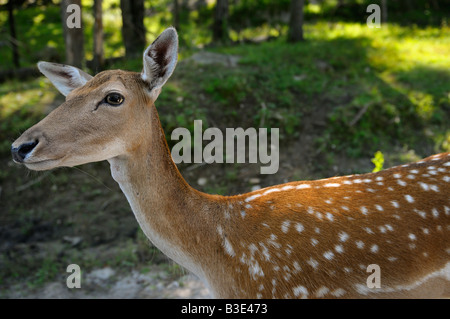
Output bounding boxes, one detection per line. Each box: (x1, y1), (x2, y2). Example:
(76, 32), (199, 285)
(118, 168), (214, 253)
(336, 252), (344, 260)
(11, 28), (449, 299)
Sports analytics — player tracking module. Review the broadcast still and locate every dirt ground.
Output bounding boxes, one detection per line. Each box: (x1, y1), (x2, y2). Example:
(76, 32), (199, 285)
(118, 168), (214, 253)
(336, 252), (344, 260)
(7, 267), (212, 299)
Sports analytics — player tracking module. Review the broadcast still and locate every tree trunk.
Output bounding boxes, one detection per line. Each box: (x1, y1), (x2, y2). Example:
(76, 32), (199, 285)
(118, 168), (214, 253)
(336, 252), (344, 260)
(430, 0), (439, 10)
(120, 0), (146, 58)
(381, 0), (387, 24)
(8, 0), (20, 68)
(212, 0), (229, 43)
(61, 0), (84, 68)
(195, 0), (207, 10)
(93, 0), (104, 72)
(288, 0), (304, 42)
(173, 0), (180, 31)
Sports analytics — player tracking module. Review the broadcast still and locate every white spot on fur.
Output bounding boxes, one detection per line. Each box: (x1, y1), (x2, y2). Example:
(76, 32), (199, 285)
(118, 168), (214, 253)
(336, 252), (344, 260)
(430, 185), (439, 192)
(281, 220), (291, 233)
(293, 286), (308, 298)
(315, 287), (329, 298)
(307, 258), (319, 269)
(397, 180), (407, 186)
(405, 195), (415, 203)
(323, 251), (334, 260)
(415, 209), (427, 219)
(331, 288), (346, 297)
(326, 213), (334, 221)
(361, 206), (368, 215)
(296, 223), (304, 233)
(245, 194), (261, 202)
(339, 231), (349, 242)
(356, 240), (364, 249)
(432, 208), (439, 218)
(335, 245), (344, 253)
(224, 238), (235, 257)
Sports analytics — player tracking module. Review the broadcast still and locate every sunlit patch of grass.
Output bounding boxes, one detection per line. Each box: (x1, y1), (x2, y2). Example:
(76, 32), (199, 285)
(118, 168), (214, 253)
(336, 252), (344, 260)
(0, 78), (59, 154)
(306, 21), (370, 40)
(305, 3), (322, 15)
(368, 25), (450, 72)
(0, 78), (56, 119)
(300, 22), (450, 156)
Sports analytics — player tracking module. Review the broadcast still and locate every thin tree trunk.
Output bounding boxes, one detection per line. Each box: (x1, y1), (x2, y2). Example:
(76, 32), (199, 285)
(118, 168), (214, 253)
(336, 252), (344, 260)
(288, 0), (304, 42)
(8, 0), (20, 68)
(430, 0), (439, 10)
(173, 0), (180, 31)
(61, 0), (84, 68)
(93, 0), (104, 71)
(212, 0), (229, 43)
(381, 0), (387, 24)
(120, 0), (146, 58)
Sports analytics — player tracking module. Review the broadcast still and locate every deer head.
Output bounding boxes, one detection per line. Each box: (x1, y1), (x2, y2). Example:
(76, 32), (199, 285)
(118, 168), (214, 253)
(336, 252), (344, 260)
(11, 28), (178, 171)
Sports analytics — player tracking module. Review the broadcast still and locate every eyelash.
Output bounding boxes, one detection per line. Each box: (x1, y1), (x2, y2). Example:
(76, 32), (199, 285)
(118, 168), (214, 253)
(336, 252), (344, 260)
(94, 93), (125, 110)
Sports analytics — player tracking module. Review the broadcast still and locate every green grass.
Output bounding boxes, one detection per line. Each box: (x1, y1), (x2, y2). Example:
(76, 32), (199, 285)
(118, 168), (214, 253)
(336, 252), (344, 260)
(200, 22), (450, 157)
(1, 22), (449, 157)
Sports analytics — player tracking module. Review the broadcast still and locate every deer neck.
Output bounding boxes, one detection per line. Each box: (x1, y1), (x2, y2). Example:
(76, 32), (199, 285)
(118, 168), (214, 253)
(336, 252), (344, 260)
(107, 105), (222, 280)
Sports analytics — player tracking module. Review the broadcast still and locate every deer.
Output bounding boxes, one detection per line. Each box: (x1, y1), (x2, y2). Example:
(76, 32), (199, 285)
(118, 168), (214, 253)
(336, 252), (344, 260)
(11, 28), (450, 299)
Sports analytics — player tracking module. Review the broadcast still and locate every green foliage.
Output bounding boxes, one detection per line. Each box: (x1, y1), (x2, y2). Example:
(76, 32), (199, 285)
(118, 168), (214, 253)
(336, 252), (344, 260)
(371, 151), (385, 173)
(229, 0), (291, 33)
(205, 74), (249, 105)
(0, 5), (64, 69)
(0, 78), (59, 154)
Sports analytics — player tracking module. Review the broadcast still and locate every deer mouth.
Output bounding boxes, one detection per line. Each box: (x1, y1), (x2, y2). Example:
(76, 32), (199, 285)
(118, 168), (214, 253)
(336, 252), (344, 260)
(23, 157), (65, 171)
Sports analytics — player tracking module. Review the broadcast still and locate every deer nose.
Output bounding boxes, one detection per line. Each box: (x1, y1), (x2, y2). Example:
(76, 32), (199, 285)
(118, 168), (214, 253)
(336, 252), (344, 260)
(11, 140), (39, 163)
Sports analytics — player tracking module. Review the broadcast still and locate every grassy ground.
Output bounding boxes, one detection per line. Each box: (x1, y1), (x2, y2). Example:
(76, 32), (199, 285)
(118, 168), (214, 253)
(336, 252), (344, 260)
(0, 18), (449, 294)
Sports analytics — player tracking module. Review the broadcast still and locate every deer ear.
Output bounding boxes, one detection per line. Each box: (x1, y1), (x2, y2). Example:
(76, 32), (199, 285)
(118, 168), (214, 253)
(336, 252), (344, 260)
(142, 27), (178, 99)
(37, 61), (93, 96)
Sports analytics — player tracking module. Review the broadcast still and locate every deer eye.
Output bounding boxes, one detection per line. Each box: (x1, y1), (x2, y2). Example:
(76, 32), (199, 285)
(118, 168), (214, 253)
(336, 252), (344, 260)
(105, 93), (124, 106)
